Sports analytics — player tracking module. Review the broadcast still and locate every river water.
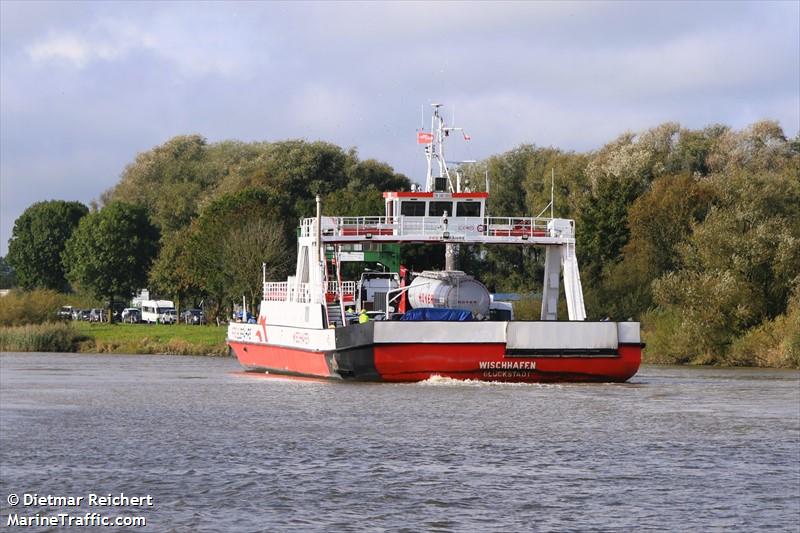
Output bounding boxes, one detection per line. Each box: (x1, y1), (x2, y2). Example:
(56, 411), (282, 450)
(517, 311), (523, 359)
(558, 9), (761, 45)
(0, 353), (798, 532)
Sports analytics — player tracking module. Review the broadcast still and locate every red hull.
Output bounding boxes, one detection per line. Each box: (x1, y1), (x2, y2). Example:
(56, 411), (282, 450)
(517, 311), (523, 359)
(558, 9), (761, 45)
(233, 342), (331, 377)
(228, 341), (641, 383)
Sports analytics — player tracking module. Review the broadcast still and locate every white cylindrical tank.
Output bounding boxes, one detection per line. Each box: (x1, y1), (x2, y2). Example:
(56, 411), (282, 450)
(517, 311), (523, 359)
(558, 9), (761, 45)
(407, 271), (491, 318)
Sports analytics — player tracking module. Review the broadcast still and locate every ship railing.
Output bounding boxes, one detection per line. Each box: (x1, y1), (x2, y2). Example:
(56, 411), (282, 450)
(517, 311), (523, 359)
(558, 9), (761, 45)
(263, 281), (314, 303)
(326, 280), (356, 303)
(301, 215), (573, 240)
(483, 217), (554, 238)
(263, 282), (289, 302)
(263, 281), (356, 303)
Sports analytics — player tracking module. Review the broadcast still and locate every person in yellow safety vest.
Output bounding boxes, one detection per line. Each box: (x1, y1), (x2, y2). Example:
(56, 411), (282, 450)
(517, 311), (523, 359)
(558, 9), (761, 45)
(358, 309), (369, 324)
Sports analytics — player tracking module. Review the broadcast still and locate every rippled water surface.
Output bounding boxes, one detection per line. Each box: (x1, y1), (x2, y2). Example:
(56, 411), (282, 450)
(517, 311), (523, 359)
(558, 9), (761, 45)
(1, 353), (799, 531)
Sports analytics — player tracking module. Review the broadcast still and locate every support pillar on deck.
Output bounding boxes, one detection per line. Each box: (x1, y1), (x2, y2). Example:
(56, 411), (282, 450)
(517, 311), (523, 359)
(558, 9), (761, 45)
(445, 243), (460, 271)
(541, 246), (561, 321)
(540, 243), (587, 321)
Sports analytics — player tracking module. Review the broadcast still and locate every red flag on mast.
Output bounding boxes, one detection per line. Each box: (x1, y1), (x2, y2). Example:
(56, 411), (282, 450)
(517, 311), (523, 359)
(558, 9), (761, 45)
(417, 132), (434, 144)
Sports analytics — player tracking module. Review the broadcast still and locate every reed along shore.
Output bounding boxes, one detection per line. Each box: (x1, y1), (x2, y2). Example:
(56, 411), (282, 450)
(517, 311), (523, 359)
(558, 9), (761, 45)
(0, 322), (228, 356)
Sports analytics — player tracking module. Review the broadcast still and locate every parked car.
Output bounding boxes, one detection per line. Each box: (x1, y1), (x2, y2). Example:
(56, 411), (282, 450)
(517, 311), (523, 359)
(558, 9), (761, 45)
(79, 309), (91, 321)
(111, 302), (125, 320)
(88, 308), (105, 322)
(141, 300), (175, 324)
(159, 309), (177, 324)
(121, 308), (141, 323)
(57, 306), (74, 320)
(181, 309), (206, 325)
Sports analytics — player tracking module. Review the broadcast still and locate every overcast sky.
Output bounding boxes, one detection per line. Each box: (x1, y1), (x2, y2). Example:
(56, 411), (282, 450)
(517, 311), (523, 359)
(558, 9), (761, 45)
(1, 1), (798, 255)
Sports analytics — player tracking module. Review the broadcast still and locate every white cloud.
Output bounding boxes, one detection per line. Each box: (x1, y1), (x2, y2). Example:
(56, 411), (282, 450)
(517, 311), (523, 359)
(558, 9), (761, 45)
(26, 19), (154, 69)
(27, 34), (93, 67)
(24, 14), (255, 78)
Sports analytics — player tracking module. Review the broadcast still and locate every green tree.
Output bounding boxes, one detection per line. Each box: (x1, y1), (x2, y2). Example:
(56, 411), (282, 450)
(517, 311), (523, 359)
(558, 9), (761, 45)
(484, 145), (534, 216)
(345, 157), (410, 192)
(103, 136), (410, 243)
(667, 125), (728, 176)
(148, 228), (202, 318)
(577, 175), (644, 285)
(707, 120), (792, 174)
(102, 135), (221, 234)
(186, 188), (293, 319)
(222, 219), (293, 309)
(217, 140), (351, 220)
(575, 124), (695, 317)
(322, 189), (386, 216)
(6, 200), (89, 291)
(63, 203), (159, 321)
(594, 173), (715, 319)
(650, 167), (800, 362)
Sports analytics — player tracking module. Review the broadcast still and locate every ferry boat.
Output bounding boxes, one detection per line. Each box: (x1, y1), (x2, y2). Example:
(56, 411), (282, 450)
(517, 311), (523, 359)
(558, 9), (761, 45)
(227, 105), (642, 382)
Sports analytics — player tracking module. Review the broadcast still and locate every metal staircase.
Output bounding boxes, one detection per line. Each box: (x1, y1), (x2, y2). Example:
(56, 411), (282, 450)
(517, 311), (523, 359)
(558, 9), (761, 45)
(326, 303), (344, 328)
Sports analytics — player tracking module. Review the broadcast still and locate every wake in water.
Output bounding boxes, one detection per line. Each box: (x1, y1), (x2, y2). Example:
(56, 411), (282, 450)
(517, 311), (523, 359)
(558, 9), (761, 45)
(416, 375), (564, 388)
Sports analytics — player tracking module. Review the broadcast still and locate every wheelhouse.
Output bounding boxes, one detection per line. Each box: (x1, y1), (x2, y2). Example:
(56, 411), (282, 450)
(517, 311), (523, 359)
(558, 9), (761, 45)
(383, 191), (488, 220)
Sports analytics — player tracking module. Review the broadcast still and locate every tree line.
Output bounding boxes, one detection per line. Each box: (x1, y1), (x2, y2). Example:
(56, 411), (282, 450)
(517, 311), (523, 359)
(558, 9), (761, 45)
(5, 138), (411, 321)
(460, 121), (799, 367)
(4, 123), (799, 367)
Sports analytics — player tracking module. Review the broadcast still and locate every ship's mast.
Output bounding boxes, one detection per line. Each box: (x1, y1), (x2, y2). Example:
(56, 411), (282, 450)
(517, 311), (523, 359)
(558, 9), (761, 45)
(421, 103), (470, 269)
(423, 104), (467, 193)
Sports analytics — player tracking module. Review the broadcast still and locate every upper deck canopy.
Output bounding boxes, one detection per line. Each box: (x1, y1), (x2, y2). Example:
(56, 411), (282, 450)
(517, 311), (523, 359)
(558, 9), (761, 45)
(382, 191), (489, 199)
(300, 189), (574, 246)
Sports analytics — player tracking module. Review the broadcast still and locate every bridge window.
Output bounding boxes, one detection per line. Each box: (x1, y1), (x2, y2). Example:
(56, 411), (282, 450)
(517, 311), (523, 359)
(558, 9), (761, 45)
(429, 201), (454, 217)
(456, 201), (481, 217)
(400, 201), (426, 217)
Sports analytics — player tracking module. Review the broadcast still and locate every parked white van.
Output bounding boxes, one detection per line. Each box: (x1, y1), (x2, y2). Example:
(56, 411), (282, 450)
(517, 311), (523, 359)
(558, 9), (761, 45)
(140, 300), (176, 324)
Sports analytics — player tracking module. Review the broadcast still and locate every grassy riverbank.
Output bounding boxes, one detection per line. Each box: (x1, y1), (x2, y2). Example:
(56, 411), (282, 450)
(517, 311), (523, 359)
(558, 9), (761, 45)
(0, 322), (228, 356)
